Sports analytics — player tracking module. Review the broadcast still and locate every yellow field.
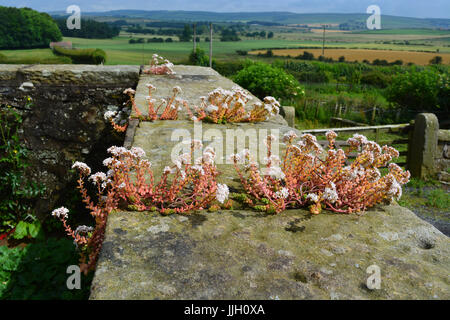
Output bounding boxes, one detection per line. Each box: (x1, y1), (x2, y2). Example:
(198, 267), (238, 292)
(249, 48), (450, 65)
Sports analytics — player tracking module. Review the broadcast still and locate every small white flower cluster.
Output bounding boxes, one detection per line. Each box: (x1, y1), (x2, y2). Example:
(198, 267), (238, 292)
(199, 147), (216, 165)
(104, 110), (117, 120)
(263, 96), (280, 116)
(322, 182), (338, 203)
(216, 183), (229, 204)
(282, 130), (298, 143)
(181, 139), (203, 150)
(72, 161), (91, 175)
(146, 83), (156, 91)
(52, 207), (69, 219)
(150, 54), (175, 74)
(130, 146), (146, 159)
(264, 165), (285, 180)
(264, 154), (281, 166)
(74, 225), (93, 236)
(275, 187), (289, 199)
(265, 134), (277, 146)
(89, 172), (107, 185)
(123, 88), (136, 95)
(306, 193), (319, 203)
(386, 175), (402, 201)
(325, 130), (338, 140)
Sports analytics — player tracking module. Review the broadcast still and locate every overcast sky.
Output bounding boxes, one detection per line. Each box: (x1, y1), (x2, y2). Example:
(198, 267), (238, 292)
(1, 0), (449, 19)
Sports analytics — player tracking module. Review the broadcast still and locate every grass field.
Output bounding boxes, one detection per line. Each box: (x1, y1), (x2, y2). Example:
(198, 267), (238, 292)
(249, 48), (450, 65)
(1, 27), (449, 65)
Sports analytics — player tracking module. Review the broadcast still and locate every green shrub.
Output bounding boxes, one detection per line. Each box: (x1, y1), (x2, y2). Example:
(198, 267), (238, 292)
(385, 68), (445, 113)
(0, 238), (93, 299)
(234, 61), (305, 100)
(213, 60), (245, 77)
(291, 70), (331, 83)
(53, 46), (106, 64)
(188, 47), (210, 67)
(361, 71), (392, 88)
(0, 105), (45, 234)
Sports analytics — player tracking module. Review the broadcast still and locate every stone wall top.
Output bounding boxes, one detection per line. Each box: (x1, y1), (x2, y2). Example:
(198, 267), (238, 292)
(0, 64), (140, 86)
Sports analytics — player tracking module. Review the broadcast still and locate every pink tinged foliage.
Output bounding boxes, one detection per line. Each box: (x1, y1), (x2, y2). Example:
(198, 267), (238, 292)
(53, 141), (229, 273)
(231, 131), (410, 214)
(143, 54), (175, 75)
(188, 86), (281, 123)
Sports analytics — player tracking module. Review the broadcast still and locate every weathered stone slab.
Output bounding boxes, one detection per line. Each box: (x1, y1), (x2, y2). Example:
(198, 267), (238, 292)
(132, 120), (301, 190)
(90, 205), (450, 299)
(0, 64), (140, 218)
(0, 64), (140, 86)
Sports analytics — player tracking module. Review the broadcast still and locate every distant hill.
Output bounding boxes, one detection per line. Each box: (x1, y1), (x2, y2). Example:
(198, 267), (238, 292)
(48, 10), (450, 29)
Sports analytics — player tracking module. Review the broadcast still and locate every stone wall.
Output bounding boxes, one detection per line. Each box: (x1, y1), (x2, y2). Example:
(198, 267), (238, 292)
(437, 129), (450, 182)
(0, 64), (140, 217)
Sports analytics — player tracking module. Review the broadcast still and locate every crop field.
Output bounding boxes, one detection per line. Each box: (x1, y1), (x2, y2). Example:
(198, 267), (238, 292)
(249, 48), (450, 65)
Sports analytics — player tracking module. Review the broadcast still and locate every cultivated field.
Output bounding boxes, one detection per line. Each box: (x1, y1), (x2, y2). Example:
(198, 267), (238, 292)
(249, 48), (450, 65)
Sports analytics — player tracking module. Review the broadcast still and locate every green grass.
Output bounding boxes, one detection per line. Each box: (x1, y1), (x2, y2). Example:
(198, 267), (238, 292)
(0, 238), (93, 300)
(353, 29), (450, 36)
(1, 26), (449, 65)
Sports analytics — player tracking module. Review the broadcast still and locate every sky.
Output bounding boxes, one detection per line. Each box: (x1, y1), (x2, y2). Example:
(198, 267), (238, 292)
(0, 0), (449, 19)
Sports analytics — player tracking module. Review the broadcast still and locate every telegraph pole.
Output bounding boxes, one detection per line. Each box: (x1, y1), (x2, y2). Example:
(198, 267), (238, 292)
(322, 25), (326, 56)
(193, 23), (196, 52)
(209, 23), (213, 68)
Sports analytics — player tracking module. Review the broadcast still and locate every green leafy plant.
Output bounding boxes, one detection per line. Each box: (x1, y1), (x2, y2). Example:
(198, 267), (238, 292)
(0, 102), (45, 234)
(0, 238), (93, 300)
(234, 61), (305, 101)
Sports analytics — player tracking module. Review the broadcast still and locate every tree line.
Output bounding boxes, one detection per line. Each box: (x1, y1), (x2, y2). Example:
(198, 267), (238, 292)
(0, 6), (62, 49)
(54, 18), (120, 39)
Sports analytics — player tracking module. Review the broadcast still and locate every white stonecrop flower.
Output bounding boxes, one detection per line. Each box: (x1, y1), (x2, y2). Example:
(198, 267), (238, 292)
(306, 193), (319, 203)
(52, 207), (69, 219)
(107, 146), (128, 156)
(282, 130), (298, 143)
(322, 182), (338, 203)
(206, 105), (219, 113)
(264, 154), (281, 167)
(103, 157), (114, 167)
(386, 175), (402, 201)
(275, 187), (289, 199)
(89, 172), (107, 185)
(130, 147), (146, 158)
(325, 130), (337, 140)
(123, 88), (135, 95)
(216, 183), (229, 204)
(72, 161), (91, 175)
(146, 83), (156, 90)
(74, 225), (93, 236)
(104, 110), (117, 120)
(173, 86), (182, 94)
(264, 166), (285, 180)
(164, 166), (176, 174)
(178, 153), (191, 165)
